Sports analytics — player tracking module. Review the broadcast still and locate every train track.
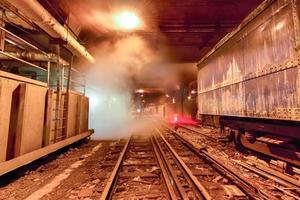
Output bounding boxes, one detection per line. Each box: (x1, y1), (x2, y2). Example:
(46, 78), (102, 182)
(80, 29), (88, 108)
(99, 133), (217, 200)
(156, 127), (266, 200)
(100, 129), (273, 199)
(171, 124), (300, 199)
(100, 134), (171, 199)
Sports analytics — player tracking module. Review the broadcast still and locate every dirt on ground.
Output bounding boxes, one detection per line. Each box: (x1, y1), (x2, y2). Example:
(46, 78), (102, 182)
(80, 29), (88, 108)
(0, 140), (114, 200)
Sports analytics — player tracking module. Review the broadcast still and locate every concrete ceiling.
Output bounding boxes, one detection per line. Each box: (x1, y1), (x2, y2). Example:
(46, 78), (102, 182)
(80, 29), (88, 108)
(38, 0), (263, 63)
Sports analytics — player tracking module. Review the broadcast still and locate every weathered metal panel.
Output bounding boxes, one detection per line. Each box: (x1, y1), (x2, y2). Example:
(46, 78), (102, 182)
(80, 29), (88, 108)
(197, 0), (300, 121)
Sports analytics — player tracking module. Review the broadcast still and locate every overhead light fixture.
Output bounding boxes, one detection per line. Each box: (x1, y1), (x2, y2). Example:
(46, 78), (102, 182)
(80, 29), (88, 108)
(136, 89), (145, 93)
(274, 22), (285, 31)
(172, 97), (176, 104)
(113, 11), (141, 30)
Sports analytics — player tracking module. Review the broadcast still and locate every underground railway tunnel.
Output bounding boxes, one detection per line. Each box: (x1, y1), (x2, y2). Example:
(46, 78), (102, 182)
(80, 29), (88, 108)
(0, 0), (300, 199)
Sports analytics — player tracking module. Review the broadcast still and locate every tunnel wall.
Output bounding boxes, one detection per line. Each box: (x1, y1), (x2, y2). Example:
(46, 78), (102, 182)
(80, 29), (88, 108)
(197, 0), (300, 122)
(0, 72), (89, 163)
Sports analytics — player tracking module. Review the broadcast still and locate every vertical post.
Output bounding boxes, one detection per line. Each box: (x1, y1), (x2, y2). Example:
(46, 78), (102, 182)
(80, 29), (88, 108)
(55, 44), (61, 91)
(61, 66), (64, 92)
(63, 55), (73, 138)
(180, 86), (184, 116)
(67, 56), (73, 94)
(83, 75), (86, 95)
(54, 45), (61, 141)
(0, 19), (5, 51)
(47, 59), (50, 86)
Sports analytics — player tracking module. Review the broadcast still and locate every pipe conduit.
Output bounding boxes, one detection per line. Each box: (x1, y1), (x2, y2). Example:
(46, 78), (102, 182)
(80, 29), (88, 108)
(8, 0), (95, 63)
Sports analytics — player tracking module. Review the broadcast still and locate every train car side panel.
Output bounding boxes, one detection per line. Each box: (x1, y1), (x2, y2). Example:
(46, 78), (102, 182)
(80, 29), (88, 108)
(197, 0), (300, 121)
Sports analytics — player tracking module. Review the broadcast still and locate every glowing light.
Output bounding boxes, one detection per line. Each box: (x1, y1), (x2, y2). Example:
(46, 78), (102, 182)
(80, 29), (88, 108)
(137, 108), (141, 113)
(187, 96), (192, 100)
(275, 22), (285, 31)
(172, 97), (176, 104)
(136, 89), (145, 93)
(113, 11), (141, 30)
(111, 97), (117, 102)
(165, 94), (170, 98)
(173, 115), (178, 122)
(191, 90), (197, 94)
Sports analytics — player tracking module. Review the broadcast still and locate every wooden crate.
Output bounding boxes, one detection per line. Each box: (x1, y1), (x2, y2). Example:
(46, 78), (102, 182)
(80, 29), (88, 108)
(66, 92), (79, 138)
(14, 84), (47, 156)
(79, 96), (89, 133)
(0, 77), (19, 162)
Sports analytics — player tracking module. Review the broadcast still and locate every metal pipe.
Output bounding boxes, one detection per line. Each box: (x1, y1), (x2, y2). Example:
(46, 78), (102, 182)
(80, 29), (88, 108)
(8, 0), (95, 63)
(47, 60), (50, 85)
(0, 51), (69, 65)
(66, 56), (73, 94)
(0, 9), (33, 30)
(56, 45), (63, 91)
(0, 50), (46, 71)
(0, 26), (47, 54)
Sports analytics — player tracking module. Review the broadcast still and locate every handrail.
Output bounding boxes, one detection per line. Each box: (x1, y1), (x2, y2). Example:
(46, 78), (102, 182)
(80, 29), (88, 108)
(0, 50), (47, 71)
(63, 76), (85, 87)
(0, 26), (48, 55)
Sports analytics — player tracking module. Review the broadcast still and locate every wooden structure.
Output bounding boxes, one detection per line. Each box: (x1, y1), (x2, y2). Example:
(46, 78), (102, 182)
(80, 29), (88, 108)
(0, 70), (90, 175)
(0, 24), (90, 175)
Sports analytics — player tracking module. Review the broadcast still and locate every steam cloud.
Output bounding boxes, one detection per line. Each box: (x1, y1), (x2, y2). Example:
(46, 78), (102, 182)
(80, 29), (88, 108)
(85, 36), (164, 139)
(63, 0), (196, 139)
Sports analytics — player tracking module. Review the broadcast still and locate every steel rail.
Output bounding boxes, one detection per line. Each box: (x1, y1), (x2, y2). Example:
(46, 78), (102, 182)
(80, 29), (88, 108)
(236, 161), (300, 197)
(178, 125), (215, 140)
(152, 136), (191, 200)
(99, 138), (131, 200)
(151, 137), (178, 200)
(175, 124), (300, 191)
(155, 128), (212, 200)
(100, 135), (180, 200)
(164, 125), (267, 200)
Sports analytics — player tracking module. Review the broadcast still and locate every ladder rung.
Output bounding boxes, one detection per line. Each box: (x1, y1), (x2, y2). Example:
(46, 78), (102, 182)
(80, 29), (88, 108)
(52, 118), (67, 121)
(51, 126), (66, 131)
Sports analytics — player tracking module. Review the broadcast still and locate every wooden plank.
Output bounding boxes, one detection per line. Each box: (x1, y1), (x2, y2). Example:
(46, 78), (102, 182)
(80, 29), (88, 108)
(75, 95), (82, 135)
(58, 92), (65, 140)
(14, 84), (26, 157)
(0, 78), (19, 162)
(0, 70), (47, 87)
(44, 90), (52, 146)
(66, 93), (78, 138)
(69, 90), (84, 96)
(80, 96), (89, 133)
(50, 91), (58, 143)
(119, 172), (159, 178)
(0, 131), (91, 176)
(14, 84), (47, 156)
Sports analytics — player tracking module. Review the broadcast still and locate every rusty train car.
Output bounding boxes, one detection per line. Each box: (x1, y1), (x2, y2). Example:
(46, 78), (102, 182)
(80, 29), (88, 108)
(197, 0), (300, 166)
